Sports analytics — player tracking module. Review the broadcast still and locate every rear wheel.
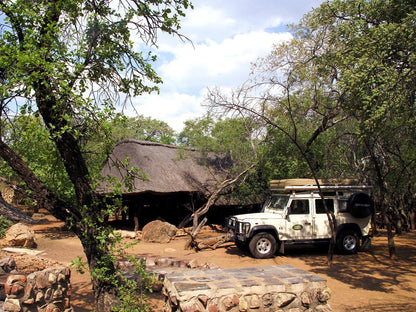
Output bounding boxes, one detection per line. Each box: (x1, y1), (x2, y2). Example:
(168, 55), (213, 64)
(248, 232), (277, 259)
(337, 230), (360, 254)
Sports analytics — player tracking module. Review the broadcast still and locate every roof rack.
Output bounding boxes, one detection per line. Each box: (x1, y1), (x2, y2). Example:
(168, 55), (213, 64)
(270, 179), (372, 192)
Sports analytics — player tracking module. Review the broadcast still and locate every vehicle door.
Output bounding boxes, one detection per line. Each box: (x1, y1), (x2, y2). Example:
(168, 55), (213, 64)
(313, 198), (334, 239)
(285, 198), (314, 240)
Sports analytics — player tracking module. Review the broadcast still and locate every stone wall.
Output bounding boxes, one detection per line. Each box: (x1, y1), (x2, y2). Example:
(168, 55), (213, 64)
(2, 266), (72, 312)
(162, 265), (332, 312)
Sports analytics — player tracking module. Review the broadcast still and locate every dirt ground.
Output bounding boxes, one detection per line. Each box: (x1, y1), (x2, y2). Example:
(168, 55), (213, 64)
(2, 218), (416, 312)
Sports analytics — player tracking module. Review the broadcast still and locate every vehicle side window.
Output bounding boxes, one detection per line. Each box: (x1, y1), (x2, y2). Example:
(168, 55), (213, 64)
(315, 199), (334, 214)
(289, 199), (309, 214)
(338, 199), (348, 212)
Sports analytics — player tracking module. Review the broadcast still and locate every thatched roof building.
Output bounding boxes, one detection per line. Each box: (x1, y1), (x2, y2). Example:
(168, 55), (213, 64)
(99, 139), (237, 228)
(100, 139), (231, 196)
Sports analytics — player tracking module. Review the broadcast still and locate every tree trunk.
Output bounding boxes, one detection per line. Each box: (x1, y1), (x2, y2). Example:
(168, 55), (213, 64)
(0, 138), (121, 311)
(82, 222), (120, 312)
(0, 194), (34, 223)
(187, 165), (254, 249)
(0, 139), (74, 221)
(32, 74), (123, 310)
(381, 204), (397, 259)
(409, 211), (415, 230)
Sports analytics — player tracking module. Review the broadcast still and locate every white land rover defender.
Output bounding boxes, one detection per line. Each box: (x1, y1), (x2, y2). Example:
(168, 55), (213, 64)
(226, 179), (373, 259)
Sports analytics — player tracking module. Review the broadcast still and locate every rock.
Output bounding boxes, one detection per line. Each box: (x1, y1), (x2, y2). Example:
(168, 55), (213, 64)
(1, 247), (43, 256)
(142, 220), (177, 243)
(0, 256), (17, 273)
(3, 298), (21, 312)
(315, 304), (333, 312)
(113, 230), (137, 239)
(3, 223), (37, 248)
(317, 287), (332, 303)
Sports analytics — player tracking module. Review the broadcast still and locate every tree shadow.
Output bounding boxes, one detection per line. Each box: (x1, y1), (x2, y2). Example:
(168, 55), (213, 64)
(225, 232), (416, 294)
(70, 273), (94, 312)
(289, 237), (416, 293)
(34, 222), (76, 239)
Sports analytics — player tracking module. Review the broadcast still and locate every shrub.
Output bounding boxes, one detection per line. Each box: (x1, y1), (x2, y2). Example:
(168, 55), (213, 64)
(0, 215), (13, 238)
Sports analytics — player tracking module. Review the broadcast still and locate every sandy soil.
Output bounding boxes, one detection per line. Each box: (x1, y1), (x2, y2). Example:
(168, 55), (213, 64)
(2, 219), (416, 312)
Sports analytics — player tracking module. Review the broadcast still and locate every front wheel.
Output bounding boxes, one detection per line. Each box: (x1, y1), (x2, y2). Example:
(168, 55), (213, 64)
(248, 232), (277, 259)
(337, 230), (360, 254)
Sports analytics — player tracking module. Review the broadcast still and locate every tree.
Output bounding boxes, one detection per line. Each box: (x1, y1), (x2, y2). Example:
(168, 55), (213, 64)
(205, 23), (351, 263)
(179, 116), (262, 247)
(179, 115), (266, 204)
(0, 115), (73, 206)
(297, 0), (416, 257)
(206, 0), (416, 261)
(0, 0), (191, 310)
(110, 114), (176, 145)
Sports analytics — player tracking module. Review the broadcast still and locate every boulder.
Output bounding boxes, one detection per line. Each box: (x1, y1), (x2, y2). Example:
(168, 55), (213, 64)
(0, 257), (17, 274)
(3, 223), (37, 248)
(142, 220), (177, 243)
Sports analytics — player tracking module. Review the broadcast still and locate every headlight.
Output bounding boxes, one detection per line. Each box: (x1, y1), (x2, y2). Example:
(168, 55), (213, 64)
(228, 218), (236, 227)
(243, 223), (251, 234)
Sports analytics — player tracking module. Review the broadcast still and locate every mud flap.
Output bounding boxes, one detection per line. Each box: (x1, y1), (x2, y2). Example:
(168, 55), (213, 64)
(279, 241), (285, 255)
(360, 236), (372, 251)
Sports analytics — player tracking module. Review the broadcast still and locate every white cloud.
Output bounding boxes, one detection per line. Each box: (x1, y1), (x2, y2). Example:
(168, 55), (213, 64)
(129, 91), (205, 133)
(181, 5), (238, 42)
(127, 0), (325, 132)
(159, 31), (292, 92)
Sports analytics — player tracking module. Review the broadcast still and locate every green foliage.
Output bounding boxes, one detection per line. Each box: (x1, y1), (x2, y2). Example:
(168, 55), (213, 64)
(70, 207), (157, 312)
(179, 115), (269, 203)
(290, 0), (416, 232)
(0, 115), (75, 202)
(0, 215), (13, 238)
(200, 2), (416, 229)
(0, 0), (192, 310)
(178, 115), (217, 149)
(110, 114), (176, 145)
(179, 115), (258, 165)
(114, 256), (159, 312)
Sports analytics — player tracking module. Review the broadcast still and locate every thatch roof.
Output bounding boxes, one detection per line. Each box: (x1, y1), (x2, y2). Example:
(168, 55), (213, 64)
(99, 139), (231, 196)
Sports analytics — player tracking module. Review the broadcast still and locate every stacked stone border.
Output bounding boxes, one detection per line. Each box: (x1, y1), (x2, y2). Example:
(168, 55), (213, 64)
(161, 265), (332, 312)
(0, 255), (215, 312)
(1, 255), (332, 312)
(1, 266), (71, 312)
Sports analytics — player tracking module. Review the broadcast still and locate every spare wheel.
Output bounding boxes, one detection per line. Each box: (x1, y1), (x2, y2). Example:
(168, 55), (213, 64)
(348, 192), (373, 218)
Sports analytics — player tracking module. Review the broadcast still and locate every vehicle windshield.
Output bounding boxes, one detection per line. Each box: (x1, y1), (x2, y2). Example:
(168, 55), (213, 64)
(262, 195), (289, 213)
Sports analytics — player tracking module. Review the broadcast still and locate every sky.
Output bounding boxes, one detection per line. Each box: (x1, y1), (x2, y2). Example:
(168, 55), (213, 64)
(126, 0), (325, 132)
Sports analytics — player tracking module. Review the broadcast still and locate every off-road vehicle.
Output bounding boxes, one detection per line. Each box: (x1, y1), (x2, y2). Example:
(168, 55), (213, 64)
(226, 179), (373, 258)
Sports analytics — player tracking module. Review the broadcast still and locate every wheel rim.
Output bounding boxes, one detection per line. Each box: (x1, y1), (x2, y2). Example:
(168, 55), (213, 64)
(256, 238), (272, 254)
(343, 235), (357, 251)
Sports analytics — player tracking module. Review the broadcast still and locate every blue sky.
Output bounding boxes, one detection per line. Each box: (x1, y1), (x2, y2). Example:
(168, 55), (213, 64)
(127, 0), (325, 132)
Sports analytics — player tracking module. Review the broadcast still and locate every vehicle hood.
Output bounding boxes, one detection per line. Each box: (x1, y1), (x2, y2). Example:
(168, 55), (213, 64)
(232, 212), (284, 221)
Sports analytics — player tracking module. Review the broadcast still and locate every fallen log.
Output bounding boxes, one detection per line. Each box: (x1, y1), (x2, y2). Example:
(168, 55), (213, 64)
(186, 234), (231, 251)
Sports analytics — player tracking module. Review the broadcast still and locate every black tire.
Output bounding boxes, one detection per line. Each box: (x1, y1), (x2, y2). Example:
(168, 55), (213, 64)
(337, 230), (360, 254)
(348, 192), (373, 218)
(248, 232), (277, 259)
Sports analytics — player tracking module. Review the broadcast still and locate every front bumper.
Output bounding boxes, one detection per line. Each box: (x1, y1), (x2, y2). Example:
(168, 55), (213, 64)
(226, 217), (251, 242)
